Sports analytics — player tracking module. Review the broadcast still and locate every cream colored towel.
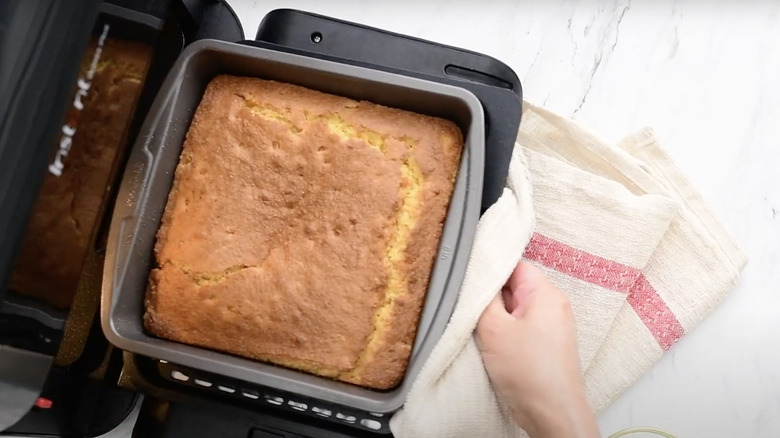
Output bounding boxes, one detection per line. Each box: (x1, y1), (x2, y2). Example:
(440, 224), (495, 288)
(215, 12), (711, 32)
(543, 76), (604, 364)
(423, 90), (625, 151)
(390, 102), (746, 437)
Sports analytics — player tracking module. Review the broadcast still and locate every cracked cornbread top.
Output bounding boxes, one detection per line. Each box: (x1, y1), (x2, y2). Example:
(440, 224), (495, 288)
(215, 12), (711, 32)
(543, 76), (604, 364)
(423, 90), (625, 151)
(144, 74), (463, 390)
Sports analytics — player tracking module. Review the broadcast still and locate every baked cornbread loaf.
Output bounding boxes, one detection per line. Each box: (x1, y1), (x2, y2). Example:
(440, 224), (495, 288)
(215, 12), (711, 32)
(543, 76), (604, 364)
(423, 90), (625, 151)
(144, 75), (463, 389)
(11, 37), (151, 308)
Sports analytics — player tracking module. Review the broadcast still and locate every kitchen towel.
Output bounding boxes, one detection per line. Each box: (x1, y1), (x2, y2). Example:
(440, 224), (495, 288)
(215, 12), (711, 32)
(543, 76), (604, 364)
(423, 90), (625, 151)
(389, 102), (746, 437)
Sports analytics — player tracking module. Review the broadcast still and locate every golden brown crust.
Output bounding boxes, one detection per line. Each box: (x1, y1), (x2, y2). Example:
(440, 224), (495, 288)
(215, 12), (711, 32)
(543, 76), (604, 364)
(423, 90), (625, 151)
(11, 38), (152, 308)
(145, 75), (462, 389)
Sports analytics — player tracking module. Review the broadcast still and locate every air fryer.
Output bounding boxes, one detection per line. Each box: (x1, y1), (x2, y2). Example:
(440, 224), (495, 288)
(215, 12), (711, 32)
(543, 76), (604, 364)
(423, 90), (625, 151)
(0, 2), (523, 437)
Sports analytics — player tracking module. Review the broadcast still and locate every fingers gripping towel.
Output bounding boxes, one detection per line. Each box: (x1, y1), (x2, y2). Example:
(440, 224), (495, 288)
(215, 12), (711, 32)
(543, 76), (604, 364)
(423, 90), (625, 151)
(390, 102), (746, 437)
(390, 145), (536, 438)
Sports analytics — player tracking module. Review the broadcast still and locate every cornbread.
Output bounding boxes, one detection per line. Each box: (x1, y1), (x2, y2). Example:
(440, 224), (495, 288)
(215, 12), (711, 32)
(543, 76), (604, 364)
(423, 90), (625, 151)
(144, 75), (463, 389)
(11, 37), (151, 308)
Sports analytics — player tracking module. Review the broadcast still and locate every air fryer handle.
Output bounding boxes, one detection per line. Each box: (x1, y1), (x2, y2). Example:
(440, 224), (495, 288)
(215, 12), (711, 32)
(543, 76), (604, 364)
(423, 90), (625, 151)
(109, 84), (180, 299)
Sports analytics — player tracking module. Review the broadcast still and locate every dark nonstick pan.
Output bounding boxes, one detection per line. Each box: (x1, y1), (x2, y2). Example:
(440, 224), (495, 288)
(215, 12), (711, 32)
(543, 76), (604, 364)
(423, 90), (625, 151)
(101, 39), (484, 415)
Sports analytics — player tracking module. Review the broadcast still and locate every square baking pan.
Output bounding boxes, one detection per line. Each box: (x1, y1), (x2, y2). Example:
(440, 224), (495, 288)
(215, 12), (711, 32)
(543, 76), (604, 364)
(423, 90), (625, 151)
(100, 39), (484, 414)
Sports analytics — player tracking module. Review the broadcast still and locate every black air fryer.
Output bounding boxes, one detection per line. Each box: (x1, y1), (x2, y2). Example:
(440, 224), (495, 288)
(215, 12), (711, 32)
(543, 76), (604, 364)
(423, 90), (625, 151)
(0, 1), (523, 436)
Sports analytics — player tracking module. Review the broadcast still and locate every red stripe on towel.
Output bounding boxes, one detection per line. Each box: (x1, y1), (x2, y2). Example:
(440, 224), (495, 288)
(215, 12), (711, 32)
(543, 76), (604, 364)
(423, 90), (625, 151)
(522, 232), (641, 293)
(523, 232), (684, 350)
(626, 274), (685, 350)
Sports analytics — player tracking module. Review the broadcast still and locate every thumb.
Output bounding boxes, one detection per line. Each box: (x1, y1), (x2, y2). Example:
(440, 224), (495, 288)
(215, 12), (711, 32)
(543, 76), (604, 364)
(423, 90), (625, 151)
(503, 261), (544, 317)
(477, 292), (511, 333)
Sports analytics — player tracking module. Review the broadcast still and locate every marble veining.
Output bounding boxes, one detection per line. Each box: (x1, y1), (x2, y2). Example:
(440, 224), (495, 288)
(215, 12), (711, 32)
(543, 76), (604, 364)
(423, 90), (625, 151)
(228, 1), (780, 436)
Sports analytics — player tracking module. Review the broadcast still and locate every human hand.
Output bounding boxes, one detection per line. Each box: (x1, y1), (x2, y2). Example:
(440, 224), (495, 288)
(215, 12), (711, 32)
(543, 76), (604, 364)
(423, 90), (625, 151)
(475, 261), (600, 438)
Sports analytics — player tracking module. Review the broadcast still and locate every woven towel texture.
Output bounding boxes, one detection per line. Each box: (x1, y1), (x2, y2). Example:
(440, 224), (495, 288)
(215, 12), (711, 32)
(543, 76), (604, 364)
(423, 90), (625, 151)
(390, 102), (746, 437)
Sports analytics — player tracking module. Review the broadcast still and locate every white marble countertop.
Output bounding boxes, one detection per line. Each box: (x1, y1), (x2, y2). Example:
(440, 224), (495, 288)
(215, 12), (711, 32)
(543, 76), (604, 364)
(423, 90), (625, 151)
(227, 1), (780, 436)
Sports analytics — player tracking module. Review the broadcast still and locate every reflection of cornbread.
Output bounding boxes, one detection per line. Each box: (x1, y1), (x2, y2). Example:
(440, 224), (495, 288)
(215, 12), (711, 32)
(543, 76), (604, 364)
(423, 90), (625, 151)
(144, 75), (463, 389)
(11, 37), (151, 308)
